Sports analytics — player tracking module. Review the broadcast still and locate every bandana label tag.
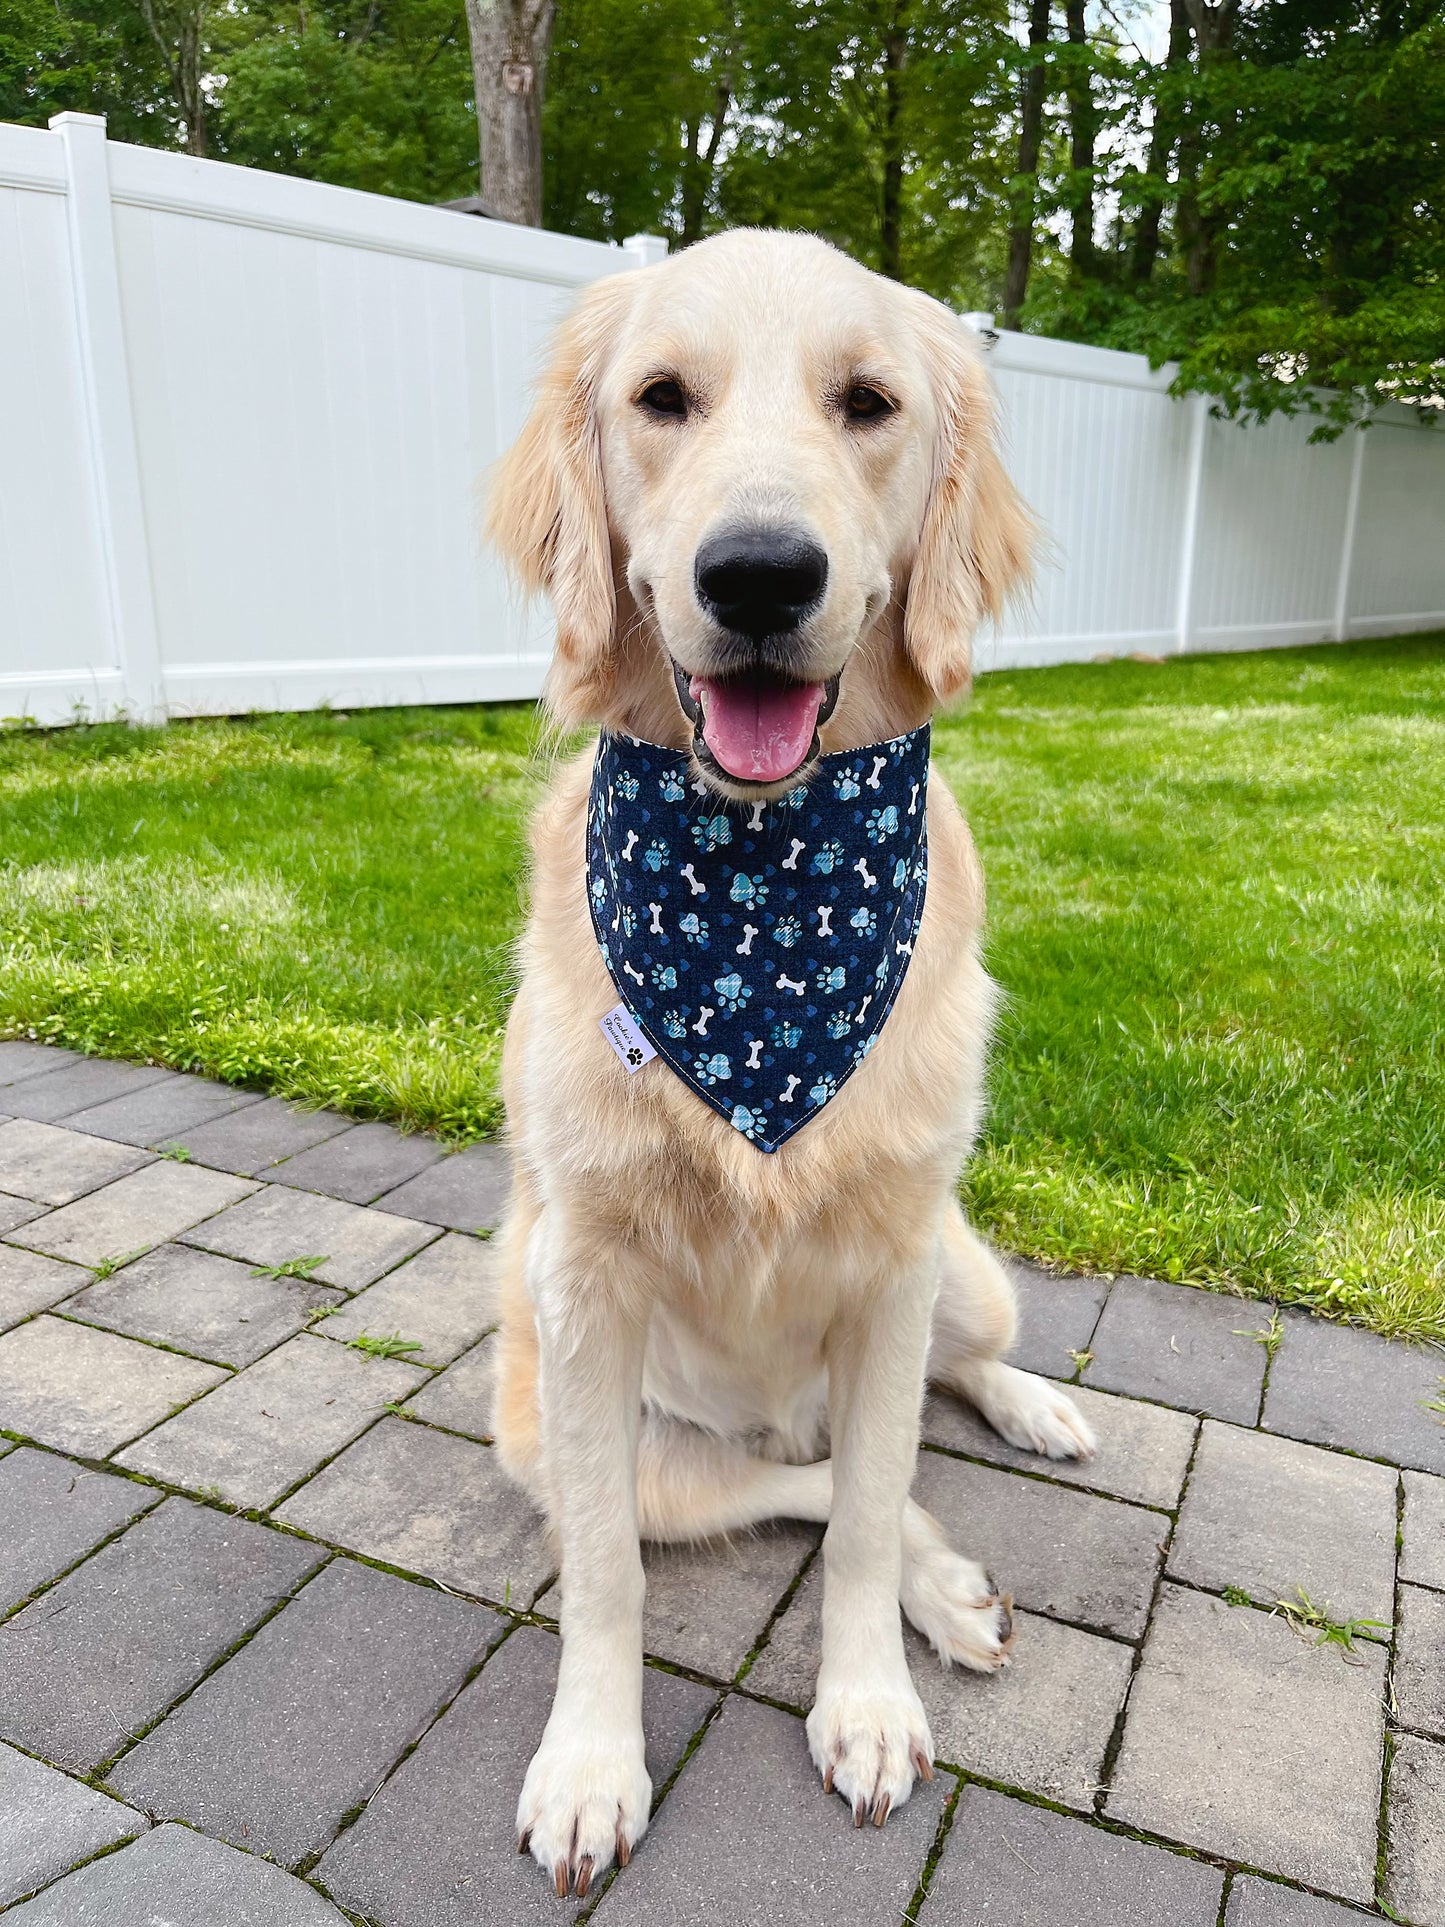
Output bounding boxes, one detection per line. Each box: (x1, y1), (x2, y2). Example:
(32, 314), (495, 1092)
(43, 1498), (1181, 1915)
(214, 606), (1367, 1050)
(600, 1003), (657, 1074)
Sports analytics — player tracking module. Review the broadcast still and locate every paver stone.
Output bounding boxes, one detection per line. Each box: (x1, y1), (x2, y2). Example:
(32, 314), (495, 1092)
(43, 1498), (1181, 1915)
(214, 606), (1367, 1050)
(13, 1162), (255, 1268)
(270, 1120), (444, 1204)
(179, 1098), (354, 1178)
(183, 1184), (437, 1290)
(60, 1075), (264, 1149)
(2, 1822), (350, 1923)
(64, 1242), (345, 1368)
(1264, 1311), (1445, 1476)
(314, 1625), (713, 1927)
(1083, 1275), (1268, 1422)
(117, 1332), (425, 1509)
(913, 1448), (1165, 1637)
(1004, 1261), (1111, 1380)
(0, 1498), (325, 1772)
(1168, 1420), (1397, 1621)
(590, 1692), (945, 1927)
(0, 1446), (162, 1613)
(405, 1334), (495, 1436)
(375, 1142), (512, 1233)
(0, 1247), (88, 1331)
(108, 1559), (503, 1866)
(641, 1523), (817, 1677)
(320, 1232), (496, 1365)
(923, 1379), (1196, 1509)
(1403, 1471), (1445, 1593)
(0, 1316), (227, 1457)
(1385, 1734), (1445, 1927)
(0, 1119), (151, 1204)
(1106, 1584), (1385, 1900)
(921, 1784), (1224, 1925)
(275, 1416), (553, 1604)
(0, 1743), (147, 1908)
(747, 1558), (1131, 1810)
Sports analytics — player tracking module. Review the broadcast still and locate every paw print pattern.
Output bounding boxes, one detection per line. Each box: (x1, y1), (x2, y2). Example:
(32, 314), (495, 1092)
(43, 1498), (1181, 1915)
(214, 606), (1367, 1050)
(587, 722), (930, 1150)
(712, 972), (752, 1014)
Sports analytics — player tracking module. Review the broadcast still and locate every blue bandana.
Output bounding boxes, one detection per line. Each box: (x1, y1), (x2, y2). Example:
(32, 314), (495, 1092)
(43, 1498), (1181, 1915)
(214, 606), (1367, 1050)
(587, 726), (930, 1151)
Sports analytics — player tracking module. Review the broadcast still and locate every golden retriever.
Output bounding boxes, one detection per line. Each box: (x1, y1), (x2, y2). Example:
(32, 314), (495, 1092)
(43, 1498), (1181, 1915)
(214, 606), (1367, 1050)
(486, 228), (1095, 1900)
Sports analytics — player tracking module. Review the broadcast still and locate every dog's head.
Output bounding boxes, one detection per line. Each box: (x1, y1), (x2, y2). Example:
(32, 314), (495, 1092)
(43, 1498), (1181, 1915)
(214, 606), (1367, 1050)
(489, 229), (1031, 797)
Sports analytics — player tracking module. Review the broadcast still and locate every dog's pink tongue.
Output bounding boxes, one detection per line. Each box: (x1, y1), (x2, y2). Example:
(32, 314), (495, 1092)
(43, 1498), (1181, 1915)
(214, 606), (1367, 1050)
(695, 677), (825, 783)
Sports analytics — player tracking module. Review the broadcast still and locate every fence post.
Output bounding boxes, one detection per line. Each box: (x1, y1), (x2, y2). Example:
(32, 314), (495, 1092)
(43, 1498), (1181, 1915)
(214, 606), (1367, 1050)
(1332, 426), (1367, 643)
(1174, 393), (1208, 656)
(50, 112), (164, 723)
(621, 232), (669, 268)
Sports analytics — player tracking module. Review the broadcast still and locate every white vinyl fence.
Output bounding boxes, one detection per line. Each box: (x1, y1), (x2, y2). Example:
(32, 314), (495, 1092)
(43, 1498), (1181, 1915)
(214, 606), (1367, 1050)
(3, 113), (1443, 726)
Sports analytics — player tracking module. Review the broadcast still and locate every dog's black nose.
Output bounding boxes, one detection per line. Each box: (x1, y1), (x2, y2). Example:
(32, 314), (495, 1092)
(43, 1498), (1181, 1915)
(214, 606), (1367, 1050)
(695, 528), (828, 638)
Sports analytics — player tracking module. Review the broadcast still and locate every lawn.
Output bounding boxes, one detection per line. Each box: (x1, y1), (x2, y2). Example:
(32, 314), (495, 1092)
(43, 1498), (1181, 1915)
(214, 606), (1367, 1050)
(2, 636), (1442, 1342)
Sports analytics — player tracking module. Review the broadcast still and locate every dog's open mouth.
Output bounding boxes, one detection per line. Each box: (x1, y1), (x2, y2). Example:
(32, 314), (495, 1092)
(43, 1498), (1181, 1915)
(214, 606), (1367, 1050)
(673, 662), (841, 787)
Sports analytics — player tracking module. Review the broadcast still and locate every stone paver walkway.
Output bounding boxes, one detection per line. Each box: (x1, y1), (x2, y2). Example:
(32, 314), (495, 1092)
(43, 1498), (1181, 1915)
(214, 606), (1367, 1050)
(0, 1038), (1442, 1924)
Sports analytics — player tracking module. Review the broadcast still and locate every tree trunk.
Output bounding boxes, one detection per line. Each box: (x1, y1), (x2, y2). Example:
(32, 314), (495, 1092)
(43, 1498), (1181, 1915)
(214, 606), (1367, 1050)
(140, 0), (210, 157)
(1180, 0), (1238, 294)
(464, 0), (556, 226)
(878, 9), (908, 281)
(1130, 0), (1190, 285)
(1002, 0), (1051, 328)
(1063, 0), (1095, 277)
(680, 80), (731, 247)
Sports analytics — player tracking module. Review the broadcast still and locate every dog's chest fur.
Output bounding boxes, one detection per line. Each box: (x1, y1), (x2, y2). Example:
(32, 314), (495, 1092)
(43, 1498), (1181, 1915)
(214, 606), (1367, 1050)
(504, 749), (995, 1430)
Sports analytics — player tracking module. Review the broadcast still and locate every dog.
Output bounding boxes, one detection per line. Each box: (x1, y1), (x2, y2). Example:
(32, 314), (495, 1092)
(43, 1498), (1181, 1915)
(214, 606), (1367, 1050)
(485, 228), (1096, 1900)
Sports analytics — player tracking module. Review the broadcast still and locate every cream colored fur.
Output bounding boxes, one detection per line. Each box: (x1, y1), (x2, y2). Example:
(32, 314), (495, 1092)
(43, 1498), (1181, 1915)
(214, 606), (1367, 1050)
(485, 230), (1094, 1900)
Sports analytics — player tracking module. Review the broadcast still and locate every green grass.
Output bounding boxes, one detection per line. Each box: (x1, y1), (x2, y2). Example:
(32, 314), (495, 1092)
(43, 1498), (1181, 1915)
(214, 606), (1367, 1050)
(1, 637), (1442, 1339)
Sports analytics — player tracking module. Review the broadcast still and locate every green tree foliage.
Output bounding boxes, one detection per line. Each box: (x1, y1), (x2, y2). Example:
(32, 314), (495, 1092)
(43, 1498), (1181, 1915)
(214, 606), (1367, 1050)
(217, 1), (478, 200)
(1083, 1), (1445, 432)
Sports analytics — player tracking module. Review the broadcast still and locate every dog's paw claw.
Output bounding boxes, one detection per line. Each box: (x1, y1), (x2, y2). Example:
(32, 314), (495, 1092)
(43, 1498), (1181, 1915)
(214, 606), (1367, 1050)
(518, 1727), (650, 1898)
(807, 1677), (931, 1827)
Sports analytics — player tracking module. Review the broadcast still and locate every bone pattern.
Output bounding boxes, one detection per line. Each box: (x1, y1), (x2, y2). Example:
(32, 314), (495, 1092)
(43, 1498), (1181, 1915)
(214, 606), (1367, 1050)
(586, 726), (930, 1151)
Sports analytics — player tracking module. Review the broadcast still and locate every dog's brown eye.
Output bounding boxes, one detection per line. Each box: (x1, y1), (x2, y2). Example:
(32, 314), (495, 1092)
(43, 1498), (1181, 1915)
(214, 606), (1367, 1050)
(844, 383), (894, 423)
(638, 378), (687, 419)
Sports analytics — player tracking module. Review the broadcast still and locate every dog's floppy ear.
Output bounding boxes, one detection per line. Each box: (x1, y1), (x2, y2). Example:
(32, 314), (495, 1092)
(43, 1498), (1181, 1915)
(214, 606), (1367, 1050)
(487, 276), (633, 725)
(903, 297), (1033, 702)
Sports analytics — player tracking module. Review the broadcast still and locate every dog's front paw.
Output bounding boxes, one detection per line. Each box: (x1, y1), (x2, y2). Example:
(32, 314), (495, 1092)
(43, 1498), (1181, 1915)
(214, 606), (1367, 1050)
(983, 1363), (1097, 1461)
(806, 1675), (933, 1827)
(517, 1724), (652, 1899)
